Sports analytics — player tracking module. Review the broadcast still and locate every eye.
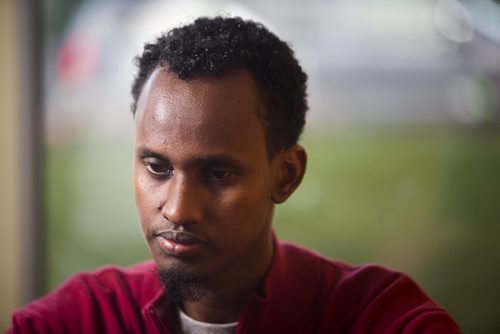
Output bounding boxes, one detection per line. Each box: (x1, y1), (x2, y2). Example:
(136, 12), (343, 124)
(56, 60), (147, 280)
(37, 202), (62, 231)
(207, 168), (233, 181)
(143, 160), (172, 177)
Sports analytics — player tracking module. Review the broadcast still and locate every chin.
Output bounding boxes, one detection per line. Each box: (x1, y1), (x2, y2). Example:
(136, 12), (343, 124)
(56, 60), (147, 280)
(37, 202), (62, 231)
(151, 247), (204, 275)
(156, 264), (210, 303)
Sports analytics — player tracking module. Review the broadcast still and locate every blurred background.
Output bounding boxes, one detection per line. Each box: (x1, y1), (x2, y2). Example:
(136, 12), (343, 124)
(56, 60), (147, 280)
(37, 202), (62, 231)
(1, 0), (500, 332)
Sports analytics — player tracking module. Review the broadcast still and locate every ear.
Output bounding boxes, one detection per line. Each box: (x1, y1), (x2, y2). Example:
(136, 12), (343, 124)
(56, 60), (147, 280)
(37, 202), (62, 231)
(272, 144), (307, 204)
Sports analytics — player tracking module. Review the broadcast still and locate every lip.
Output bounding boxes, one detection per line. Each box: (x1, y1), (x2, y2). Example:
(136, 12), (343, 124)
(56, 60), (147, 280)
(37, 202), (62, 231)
(154, 230), (206, 258)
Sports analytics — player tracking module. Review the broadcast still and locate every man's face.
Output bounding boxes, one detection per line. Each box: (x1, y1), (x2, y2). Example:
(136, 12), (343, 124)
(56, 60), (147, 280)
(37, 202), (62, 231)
(133, 67), (279, 288)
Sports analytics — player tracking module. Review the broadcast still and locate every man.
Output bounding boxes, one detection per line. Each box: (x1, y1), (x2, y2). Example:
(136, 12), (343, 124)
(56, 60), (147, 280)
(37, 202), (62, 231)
(9, 16), (460, 333)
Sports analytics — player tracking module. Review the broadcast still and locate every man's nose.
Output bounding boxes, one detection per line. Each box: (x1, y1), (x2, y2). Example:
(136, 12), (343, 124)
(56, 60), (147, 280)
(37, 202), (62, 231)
(160, 175), (203, 225)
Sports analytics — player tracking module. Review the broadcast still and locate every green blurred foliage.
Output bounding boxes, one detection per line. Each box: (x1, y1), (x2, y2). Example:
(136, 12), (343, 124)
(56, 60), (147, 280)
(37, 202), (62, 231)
(44, 0), (83, 38)
(45, 137), (149, 285)
(46, 126), (500, 333)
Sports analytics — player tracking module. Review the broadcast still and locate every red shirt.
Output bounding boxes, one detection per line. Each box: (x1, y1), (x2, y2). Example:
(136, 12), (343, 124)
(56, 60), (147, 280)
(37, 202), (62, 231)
(8, 240), (461, 333)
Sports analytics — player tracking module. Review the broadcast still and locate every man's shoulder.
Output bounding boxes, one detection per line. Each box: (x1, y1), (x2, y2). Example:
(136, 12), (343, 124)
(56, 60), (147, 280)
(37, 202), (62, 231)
(51, 260), (158, 299)
(23, 260), (158, 309)
(270, 241), (461, 333)
(8, 261), (160, 333)
(275, 240), (434, 305)
(276, 240), (401, 281)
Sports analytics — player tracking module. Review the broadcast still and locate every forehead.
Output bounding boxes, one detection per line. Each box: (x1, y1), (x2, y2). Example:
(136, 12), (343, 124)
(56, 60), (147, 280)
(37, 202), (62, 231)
(134, 67), (267, 157)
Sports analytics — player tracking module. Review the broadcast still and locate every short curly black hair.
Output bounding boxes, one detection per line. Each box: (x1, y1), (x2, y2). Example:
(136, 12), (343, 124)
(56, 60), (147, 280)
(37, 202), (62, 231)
(131, 16), (308, 156)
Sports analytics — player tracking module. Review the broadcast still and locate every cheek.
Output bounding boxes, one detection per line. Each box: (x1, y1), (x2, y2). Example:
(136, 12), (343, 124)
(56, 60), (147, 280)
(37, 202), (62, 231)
(134, 175), (146, 208)
(218, 185), (272, 234)
(134, 173), (158, 229)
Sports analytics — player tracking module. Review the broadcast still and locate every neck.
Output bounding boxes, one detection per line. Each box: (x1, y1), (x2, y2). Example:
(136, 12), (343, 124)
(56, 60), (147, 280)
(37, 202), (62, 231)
(181, 231), (274, 324)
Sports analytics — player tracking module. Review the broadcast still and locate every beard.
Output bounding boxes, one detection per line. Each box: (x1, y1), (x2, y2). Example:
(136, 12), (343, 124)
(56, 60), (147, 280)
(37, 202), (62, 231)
(157, 266), (210, 303)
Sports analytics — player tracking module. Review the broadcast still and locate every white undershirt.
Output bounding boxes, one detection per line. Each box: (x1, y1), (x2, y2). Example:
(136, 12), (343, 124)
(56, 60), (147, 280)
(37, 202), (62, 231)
(177, 308), (238, 334)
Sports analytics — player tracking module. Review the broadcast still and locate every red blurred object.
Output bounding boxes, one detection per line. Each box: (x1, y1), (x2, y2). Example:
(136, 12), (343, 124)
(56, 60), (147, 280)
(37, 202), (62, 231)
(57, 30), (99, 86)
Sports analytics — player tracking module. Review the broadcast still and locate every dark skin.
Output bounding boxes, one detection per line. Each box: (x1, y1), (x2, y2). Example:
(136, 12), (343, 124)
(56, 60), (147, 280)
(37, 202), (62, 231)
(133, 67), (306, 323)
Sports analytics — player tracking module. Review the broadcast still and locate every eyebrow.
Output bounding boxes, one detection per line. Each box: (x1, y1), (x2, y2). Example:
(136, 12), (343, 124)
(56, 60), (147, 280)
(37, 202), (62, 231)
(137, 146), (167, 160)
(137, 145), (243, 167)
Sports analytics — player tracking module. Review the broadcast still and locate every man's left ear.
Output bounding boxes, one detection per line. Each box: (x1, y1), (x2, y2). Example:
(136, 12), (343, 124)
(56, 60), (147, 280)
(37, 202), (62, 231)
(272, 144), (307, 204)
